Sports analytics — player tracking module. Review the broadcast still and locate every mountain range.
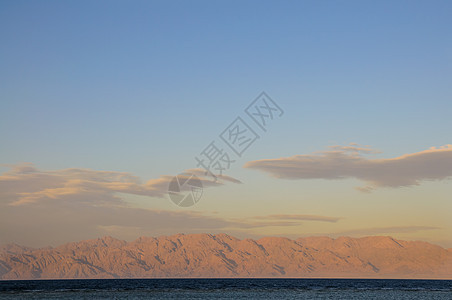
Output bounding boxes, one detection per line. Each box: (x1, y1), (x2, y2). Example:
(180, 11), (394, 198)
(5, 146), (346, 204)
(1, 234), (451, 279)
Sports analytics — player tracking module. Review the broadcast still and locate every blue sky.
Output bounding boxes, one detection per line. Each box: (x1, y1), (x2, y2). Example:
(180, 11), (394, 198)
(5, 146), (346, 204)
(1, 1), (451, 247)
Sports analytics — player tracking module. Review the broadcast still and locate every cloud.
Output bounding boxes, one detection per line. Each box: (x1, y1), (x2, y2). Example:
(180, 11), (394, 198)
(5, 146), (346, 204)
(251, 214), (341, 223)
(226, 214), (341, 229)
(0, 163), (241, 245)
(0, 163), (240, 206)
(0, 200), (340, 247)
(332, 226), (440, 237)
(0, 200), (238, 247)
(0, 163), (338, 247)
(244, 144), (452, 192)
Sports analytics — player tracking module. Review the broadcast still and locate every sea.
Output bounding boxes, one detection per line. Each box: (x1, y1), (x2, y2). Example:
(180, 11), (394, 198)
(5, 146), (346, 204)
(0, 278), (451, 299)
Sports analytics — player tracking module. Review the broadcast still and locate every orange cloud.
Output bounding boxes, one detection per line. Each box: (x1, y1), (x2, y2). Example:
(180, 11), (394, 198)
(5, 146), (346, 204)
(0, 163), (240, 206)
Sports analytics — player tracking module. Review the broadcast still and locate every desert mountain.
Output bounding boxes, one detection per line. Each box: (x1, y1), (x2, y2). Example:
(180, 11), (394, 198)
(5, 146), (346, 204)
(1, 234), (451, 279)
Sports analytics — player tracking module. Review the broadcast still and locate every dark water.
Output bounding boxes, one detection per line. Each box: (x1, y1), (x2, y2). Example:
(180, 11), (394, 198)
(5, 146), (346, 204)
(0, 278), (451, 299)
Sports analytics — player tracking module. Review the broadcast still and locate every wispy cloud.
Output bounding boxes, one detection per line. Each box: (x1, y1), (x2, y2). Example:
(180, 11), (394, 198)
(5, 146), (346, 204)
(332, 226), (440, 236)
(251, 214), (341, 223)
(0, 163), (240, 206)
(244, 144), (452, 192)
(227, 214), (341, 229)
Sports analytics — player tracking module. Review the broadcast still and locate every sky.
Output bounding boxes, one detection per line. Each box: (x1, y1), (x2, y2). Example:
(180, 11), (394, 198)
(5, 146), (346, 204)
(1, 0), (451, 248)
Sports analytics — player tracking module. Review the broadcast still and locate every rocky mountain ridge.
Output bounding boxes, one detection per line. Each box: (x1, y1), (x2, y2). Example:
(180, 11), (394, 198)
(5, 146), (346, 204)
(1, 234), (451, 279)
